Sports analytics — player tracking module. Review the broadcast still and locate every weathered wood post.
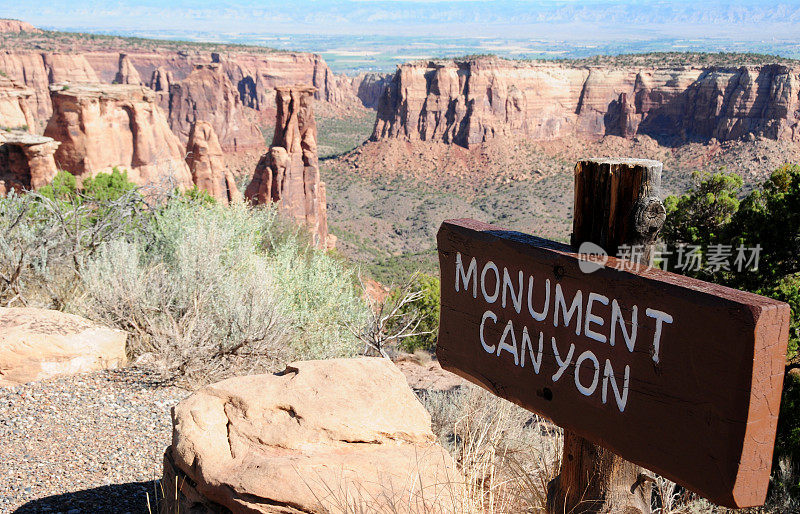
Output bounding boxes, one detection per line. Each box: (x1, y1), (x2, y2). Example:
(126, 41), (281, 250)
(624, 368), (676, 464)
(546, 158), (666, 513)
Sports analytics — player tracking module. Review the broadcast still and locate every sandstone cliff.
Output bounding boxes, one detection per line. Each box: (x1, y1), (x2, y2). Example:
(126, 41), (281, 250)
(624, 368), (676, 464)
(0, 76), (36, 132)
(186, 121), (241, 205)
(44, 84), (192, 187)
(0, 52), (98, 125)
(0, 48), (358, 134)
(0, 131), (59, 195)
(0, 20), (40, 33)
(167, 64), (263, 153)
(352, 72), (393, 109)
(373, 57), (800, 147)
(245, 86), (331, 248)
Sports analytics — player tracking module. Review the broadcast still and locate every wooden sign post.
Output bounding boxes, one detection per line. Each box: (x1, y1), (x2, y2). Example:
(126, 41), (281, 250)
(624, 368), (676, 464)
(436, 159), (791, 510)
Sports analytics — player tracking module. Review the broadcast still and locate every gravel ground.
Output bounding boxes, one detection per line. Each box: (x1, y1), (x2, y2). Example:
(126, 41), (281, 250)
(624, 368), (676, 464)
(0, 368), (189, 513)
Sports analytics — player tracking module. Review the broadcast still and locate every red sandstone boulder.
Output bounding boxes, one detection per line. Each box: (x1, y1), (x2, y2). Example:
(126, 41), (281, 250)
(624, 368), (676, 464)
(161, 358), (462, 513)
(0, 308), (127, 386)
(185, 121), (241, 205)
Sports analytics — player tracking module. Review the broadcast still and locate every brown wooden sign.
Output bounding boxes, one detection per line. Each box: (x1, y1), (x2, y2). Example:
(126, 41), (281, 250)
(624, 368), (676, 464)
(436, 218), (791, 509)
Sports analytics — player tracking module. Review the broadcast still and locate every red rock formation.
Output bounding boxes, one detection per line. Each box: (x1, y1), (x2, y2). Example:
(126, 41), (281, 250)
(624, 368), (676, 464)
(245, 86), (331, 249)
(0, 75), (36, 131)
(167, 63), (263, 153)
(149, 66), (173, 93)
(44, 83), (192, 187)
(0, 131), (59, 196)
(185, 121), (241, 205)
(0, 52), (98, 125)
(352, 72), (393, 109)
(373, 57), (800, 147)
(113, 54), (142, 85)
(0, 20), (40, 33)
(0, 48), (359, 136)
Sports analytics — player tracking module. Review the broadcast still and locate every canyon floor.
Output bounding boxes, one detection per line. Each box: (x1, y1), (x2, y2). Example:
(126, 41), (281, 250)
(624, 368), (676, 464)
(318, 110), (800, 283)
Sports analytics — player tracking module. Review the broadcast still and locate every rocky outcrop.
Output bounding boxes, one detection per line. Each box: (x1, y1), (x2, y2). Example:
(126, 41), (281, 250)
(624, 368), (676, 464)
(0, 131), (59, 195)
(149, 66), (173, 93)
(0, 52), (98, 124)
(0, 75), (36, 131)
(245, 86), (331, 248)
(373, 57), (800, 147)
(353, 72), (393, 109)
(0, 307), (127, 386)
(44, 83), (192, 187)
(219, 52), (357, 119)
(161, 357), (460, 513)
(0, 19), (40, 33)
(0, 49), (359, 135)
(186, 121), (240, 204)
(167, 63), (263, 153)
(113, 54), (142, 85)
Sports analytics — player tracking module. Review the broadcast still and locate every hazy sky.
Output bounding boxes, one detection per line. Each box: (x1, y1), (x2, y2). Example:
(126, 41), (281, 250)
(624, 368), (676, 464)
(6, 1), (800, 39)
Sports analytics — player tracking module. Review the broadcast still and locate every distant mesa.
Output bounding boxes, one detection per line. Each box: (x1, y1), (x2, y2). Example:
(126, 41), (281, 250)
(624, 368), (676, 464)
(372, 57), (800, 148)
(0, 19), (40, 34)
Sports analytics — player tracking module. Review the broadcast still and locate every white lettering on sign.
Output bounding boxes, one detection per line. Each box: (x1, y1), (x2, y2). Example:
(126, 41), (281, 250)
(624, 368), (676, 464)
(455, 252), (673, 413)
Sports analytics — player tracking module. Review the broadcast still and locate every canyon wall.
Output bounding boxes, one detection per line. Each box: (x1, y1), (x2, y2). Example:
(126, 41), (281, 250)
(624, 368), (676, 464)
(167, 64), (263, 153)
(0, 52), (98, 125)
(0, 49), (359, 132)
(0, 75), (36, 131)
(245, 86), (332, 249)
(44, 84), (192, 187)
(352, 72), (393, 109)
(372, 58), (800, 147)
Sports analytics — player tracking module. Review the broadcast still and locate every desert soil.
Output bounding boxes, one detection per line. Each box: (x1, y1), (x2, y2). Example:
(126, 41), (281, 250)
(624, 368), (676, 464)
(0, 368), (187, 513)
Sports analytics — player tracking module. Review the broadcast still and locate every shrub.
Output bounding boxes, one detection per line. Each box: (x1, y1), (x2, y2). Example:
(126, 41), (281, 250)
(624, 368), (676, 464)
(388, 273), (440, 352)
(38, 170), (78, 201)
(661, 165), (800, 504)
(79, 200), (367, 384)
(0, 187), (146, 309)
(82, 166), (136, 202)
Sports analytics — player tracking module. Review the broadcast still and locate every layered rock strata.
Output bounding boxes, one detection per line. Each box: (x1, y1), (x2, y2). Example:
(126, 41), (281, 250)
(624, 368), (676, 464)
(0, 75), (36, 131)
(185, 121), (241, 205)
(0, 48), (360, 133)
(245, 85), (331, 248)
(44, 83), (192, 187)
(167, 63), (263, 153)
(373, 57), (800, 147)
(0, 131), (59, 196)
